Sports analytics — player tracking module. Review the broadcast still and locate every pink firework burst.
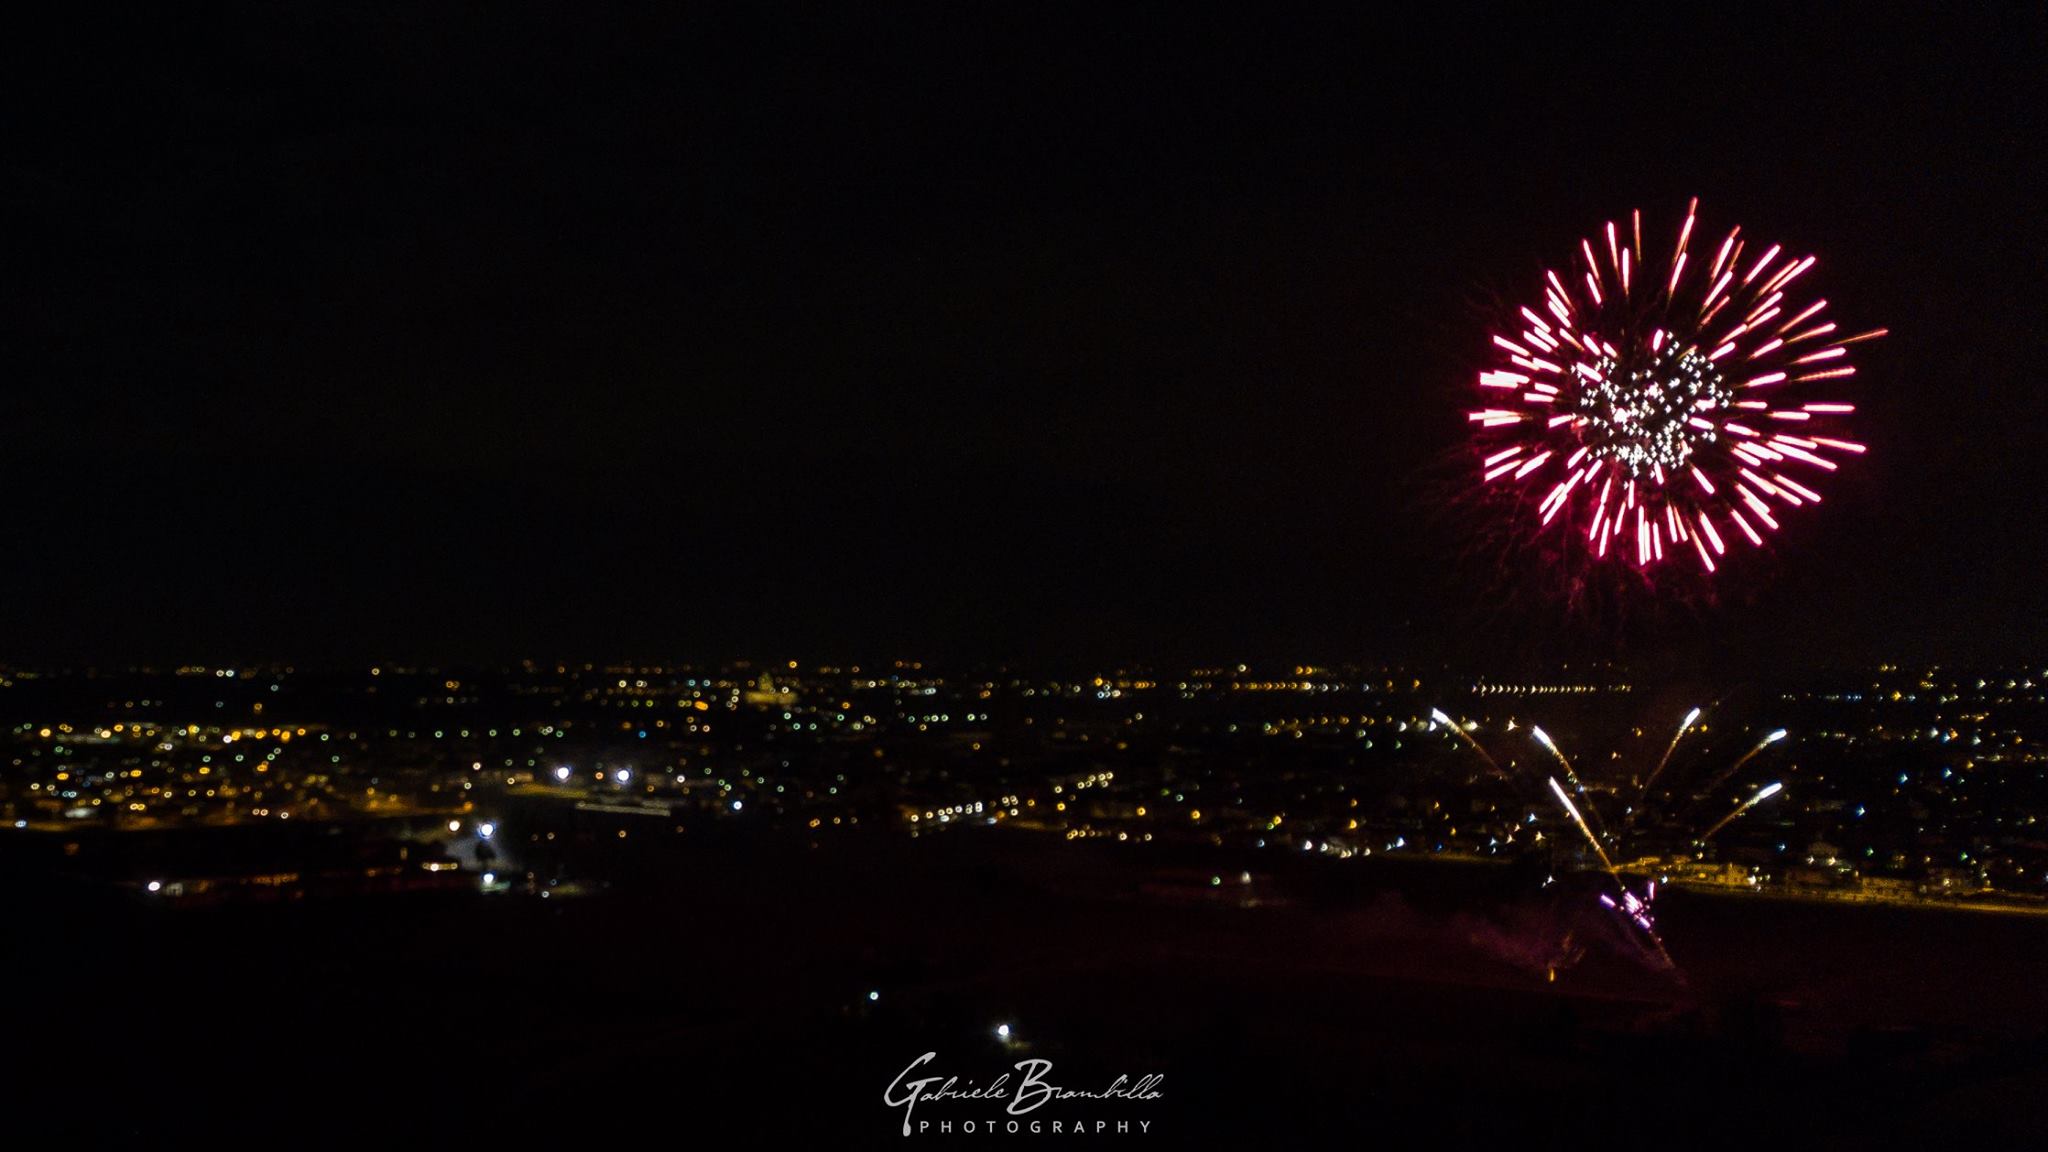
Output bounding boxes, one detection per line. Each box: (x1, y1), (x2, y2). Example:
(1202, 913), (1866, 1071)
(1471, 199), (1884, 575)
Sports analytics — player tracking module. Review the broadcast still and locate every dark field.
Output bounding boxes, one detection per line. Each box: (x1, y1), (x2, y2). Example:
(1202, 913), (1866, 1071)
(9, 829), (2048, 1148)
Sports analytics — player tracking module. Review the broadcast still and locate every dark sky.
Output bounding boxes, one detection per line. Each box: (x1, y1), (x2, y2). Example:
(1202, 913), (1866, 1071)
(7, 3), (2044, 668)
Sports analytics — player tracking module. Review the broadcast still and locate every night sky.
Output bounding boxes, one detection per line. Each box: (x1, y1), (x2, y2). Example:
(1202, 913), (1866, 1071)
(8, 4), (2044, 668)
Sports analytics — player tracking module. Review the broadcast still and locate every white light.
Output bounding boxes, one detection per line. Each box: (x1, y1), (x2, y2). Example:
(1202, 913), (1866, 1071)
(146, 881), (162, 893)
(867, 990), (880, 1002)
(1764, 729), (1787, 743)
(995, 1024), (1011, 1040)
(1429, 708), (1451, 727)
(477, 822), (496, 840)
(731, 800), (743, 811)
(1755, 782), (1784, 801)
(614, 769), (631, 784)
(482, 872), (496, 885)
(554, 766), (572, 782)
(447, 820), (462, 833)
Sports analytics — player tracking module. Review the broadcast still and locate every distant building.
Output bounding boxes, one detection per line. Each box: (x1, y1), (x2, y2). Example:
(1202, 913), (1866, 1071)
(742, 672), (796, 709)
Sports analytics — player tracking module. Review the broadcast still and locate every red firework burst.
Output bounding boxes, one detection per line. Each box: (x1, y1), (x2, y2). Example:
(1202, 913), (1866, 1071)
(1471, 199), (1884, 574)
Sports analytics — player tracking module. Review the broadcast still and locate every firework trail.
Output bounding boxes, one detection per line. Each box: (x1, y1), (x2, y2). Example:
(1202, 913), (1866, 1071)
(1431, 706), (1788, 972)
(1545, 775), (1622, 881)
(1432, 707), (1517, 787)
(1687, 728), (1788, 814)
(1698, 781), (1786, 844)
(1532, 725), (1611, 844)
(1635, 705), (1703, 810)
(1470, 199), (1883, 576)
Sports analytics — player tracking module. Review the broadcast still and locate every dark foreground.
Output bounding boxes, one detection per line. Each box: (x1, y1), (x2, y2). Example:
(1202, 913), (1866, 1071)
(8, 828), (2048, 1148)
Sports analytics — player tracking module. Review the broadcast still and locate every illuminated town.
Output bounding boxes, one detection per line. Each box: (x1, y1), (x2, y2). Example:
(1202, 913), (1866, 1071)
(12, 658), (2048, 1142)
(10, 660), (2046, 908)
